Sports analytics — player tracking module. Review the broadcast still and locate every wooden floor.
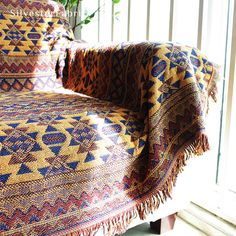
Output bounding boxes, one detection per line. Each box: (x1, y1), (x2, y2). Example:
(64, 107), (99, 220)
(122, 217), (207, 236)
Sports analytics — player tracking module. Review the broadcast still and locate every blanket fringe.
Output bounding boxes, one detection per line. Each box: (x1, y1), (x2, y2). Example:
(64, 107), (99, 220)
(207, 62), (221, 103)
(64, 132), (210, 236)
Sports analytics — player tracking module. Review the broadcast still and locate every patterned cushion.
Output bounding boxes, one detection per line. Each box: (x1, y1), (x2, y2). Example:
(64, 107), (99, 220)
(0, 0), (74, 92)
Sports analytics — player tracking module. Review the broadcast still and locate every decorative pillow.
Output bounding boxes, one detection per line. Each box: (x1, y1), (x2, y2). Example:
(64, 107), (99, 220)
(0, 0), (74, 92)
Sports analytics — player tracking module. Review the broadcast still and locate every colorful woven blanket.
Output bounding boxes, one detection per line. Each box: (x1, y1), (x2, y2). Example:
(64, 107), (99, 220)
(0, 41), (219, 236)
(0, 1), (220, 235)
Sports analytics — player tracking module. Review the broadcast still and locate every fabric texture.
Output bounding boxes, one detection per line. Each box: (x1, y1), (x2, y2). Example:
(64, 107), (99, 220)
(0, 0), (73, 92)
(0, 40), (220, 235)
(0, 1), (221, 235)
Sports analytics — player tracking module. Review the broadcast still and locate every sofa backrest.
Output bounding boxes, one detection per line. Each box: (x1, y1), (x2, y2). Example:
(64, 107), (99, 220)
(0, 0), (74, 92)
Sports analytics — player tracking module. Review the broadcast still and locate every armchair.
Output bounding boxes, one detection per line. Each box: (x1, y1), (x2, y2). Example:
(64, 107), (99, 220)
(0, 1), (220, 235)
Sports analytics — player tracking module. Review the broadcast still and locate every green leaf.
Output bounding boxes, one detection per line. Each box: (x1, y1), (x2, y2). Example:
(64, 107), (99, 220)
(90, 12), (96, 18)
(84, 19), (91, 24)
(112, 0), (120, 3)
(70, 0), (79, 6)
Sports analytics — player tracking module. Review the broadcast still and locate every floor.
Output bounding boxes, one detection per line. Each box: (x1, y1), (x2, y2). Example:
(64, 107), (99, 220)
(122, 217), (206, 236)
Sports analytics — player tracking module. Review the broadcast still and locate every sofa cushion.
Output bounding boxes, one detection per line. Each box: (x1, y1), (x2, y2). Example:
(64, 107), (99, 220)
(0, 0), (73, 92)
(0, 90), (146, 185)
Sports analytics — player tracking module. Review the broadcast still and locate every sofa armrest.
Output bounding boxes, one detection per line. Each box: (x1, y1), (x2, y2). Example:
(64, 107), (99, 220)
(64, 42), (219, 114)
(64, 42), (150, 112)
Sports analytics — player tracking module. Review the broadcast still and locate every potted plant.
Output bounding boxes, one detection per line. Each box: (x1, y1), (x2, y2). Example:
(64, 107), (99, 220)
(55, 0), (120, 33)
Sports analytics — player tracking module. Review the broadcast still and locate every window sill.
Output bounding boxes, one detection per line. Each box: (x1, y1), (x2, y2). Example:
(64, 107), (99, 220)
(191, 185), (236, 227)
(178, 202), (236, 236)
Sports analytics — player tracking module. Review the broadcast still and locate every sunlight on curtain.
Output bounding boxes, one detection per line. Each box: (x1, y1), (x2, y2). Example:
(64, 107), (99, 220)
(172, 0), (199, 47)
(201, 0), (228, 66)
(80, 0), (99, 42)
(113, 0), (129, 42)
(129, 0), (147, 41)
(99, 0), (112, 42)
(149, 0), (170, 41)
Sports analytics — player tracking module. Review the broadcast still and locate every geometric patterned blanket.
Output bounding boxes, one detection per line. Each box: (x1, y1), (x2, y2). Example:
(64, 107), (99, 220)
(0, 5), (220, 236)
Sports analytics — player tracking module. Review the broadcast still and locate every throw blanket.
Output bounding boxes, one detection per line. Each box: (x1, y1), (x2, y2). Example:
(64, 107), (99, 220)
(0, 42), (219, 236)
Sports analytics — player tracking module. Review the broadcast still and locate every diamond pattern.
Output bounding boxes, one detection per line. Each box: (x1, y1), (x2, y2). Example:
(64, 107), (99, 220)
(1, 129), (41, 167)
(3, 24), (27, 53)
(67, 121), (99, 153)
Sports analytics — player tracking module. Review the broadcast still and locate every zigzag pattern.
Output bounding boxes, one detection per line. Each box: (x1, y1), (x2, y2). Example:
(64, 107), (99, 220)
(0, 0), (66, 16)
(0, 170), (140, 219)
(0, 167), (143, 236)
(151, 95), (203, 165)
(0, 61), (56, 74)
(0, 76), (62, 92)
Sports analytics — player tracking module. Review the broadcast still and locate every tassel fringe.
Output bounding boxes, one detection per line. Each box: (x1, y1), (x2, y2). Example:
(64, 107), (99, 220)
(208, 62), (221, 103)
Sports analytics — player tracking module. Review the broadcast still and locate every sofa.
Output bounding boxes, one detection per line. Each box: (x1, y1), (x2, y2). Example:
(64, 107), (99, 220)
(0, 0), (220, 235)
